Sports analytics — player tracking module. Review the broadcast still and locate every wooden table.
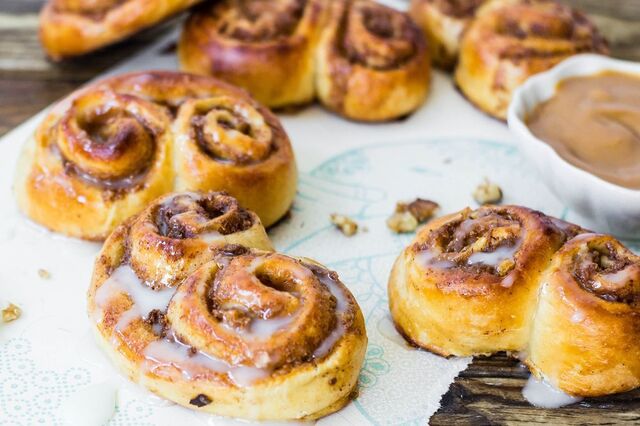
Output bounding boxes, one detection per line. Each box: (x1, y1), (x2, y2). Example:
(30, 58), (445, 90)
(2, 1), (639, 424)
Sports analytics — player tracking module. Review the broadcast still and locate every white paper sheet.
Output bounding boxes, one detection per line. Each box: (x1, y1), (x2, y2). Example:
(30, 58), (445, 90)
(1, 27), (625, 426)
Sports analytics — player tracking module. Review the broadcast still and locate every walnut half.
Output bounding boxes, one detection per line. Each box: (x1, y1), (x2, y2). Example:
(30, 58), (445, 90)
(387, 198), (439, 233)
(330, 214), (358, 236)
(473, 179), (503, 205)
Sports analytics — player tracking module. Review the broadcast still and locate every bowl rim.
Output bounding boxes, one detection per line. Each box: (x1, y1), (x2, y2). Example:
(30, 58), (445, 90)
(507, 53), (640, 199)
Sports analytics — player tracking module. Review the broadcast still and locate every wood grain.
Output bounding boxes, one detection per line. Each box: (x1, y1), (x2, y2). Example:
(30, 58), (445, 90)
(0, 1), (639, 424)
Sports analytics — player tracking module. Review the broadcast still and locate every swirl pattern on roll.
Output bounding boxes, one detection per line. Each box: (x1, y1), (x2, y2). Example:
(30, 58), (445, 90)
(179, 0), (431, 121)
(525, 233), (640, 396)
(409, 0), (487, 69)
(315, 0), (431, 121)
(40, 0), (204, 59)
(15, 71), (297, 240)
(454, 0), (608, 120)
(388, 205), (583, 357)
(88, 193), (367, 420)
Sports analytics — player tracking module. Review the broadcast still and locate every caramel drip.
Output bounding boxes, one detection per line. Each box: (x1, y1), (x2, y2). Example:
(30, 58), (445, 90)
(183, 97), (273, 164)
(430, 0), (486, 19)
(213, 0), (306, 41)
(153, 192), (253, 238)
(342, 1), (417, 70)
(571, 240), (640, 306)
(168, 252), (350, 370)
(55, 90), (166, 189)
(491, 1), (608, 59)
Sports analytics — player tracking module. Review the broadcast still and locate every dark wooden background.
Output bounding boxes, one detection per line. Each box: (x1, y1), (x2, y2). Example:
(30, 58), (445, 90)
(1, 1), (639, 424)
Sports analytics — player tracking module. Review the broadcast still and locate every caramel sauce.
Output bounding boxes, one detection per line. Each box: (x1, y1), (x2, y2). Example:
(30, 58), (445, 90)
(526, 71), (640, 190)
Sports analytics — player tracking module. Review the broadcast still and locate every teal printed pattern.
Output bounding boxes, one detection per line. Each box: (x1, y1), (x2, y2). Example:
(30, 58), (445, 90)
(3, 138), (629, 425)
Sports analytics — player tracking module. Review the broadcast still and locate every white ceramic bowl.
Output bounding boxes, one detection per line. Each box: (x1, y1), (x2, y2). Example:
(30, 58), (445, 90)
(508, 54), (640, 239)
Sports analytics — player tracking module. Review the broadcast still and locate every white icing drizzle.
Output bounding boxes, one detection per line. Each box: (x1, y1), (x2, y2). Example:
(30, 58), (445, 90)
(467, 240), (521, 268)
(143, 336), (271, 387)
(59, 382), (117, 426)
(600, 267), (638, 287)
(312, 269), (350, 359)
(199, 230), (224, 244)
(94, 265), (174, 337)
(415, 249), (455, 270)
(522, 375), (583, 408)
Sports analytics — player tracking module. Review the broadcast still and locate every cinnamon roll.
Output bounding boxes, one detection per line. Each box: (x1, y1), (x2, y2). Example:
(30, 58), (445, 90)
(173, 95), (297, 228)
(315, 0), (431, 121)
(14, 71), (297, 239)
(526, 234), (640, 396)
(179, 0), (430, 121)
(454, 0), (608, 120)
(88, 199), (367, 420)
(388, 205), (583, 357)
(179, 0), (327, 108)
(40, 0), (203, 60)
(409, 0), (487, 70)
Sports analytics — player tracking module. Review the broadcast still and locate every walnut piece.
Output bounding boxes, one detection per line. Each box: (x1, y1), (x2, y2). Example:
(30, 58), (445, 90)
(473, 180), (503, 205)
(2, 303), (21, 323)
(387, 198), (439, 233)
(330, 214), (358, 236)
(38, 268), (51, 279)
(387, 211), (419, 233)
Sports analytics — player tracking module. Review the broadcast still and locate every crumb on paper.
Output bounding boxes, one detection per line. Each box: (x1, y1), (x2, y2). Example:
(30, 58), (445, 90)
(2, 303), (21, 323)
(473, 179), (503, 205)
(387, 211), (419, 233)
(38, 268), (51, 279)
(387, 198), (439, 233)
(330, 214), (358, 236)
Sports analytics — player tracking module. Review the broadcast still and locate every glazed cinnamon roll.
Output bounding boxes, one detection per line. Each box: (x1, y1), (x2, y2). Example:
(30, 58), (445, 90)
(179, 0), (327, 108)
(40, 0), (203, 60)
(88, 200), (367, 420)
(409, 0), (487, 70)
(15, 71), (297, 239)
(454, 0), (608, 120)
(388, 205), (583, 356)
(526, 234), (640, 396)
(316, 0), (431, 121)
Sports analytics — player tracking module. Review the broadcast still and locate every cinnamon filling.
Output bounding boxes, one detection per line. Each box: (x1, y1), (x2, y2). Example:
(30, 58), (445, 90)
(56, 100), (159, 192)
(572, 243), (640, 305)
(342, 2), (417, 70)
(189, 101), (273, 164)
(417, 209), (522, 275)
(153, 193), (253, 238)
(491, 3), (607, 59)
(214, 0), (306, 41)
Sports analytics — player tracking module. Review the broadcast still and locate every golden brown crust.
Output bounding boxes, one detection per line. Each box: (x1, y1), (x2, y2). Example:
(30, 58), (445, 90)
(179, 0), (327, 108)
(315, 0), (431, 121)
(454, 0), (608, 120)
(526, 234), (640, 396)
(179, 0), (431, 121)
(388, 205), (584, 356)
(87, 199), (367, 420)
(14, 71), (297, 240)
(409, 0), (487, 70)
(40, 0), (203, 60)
